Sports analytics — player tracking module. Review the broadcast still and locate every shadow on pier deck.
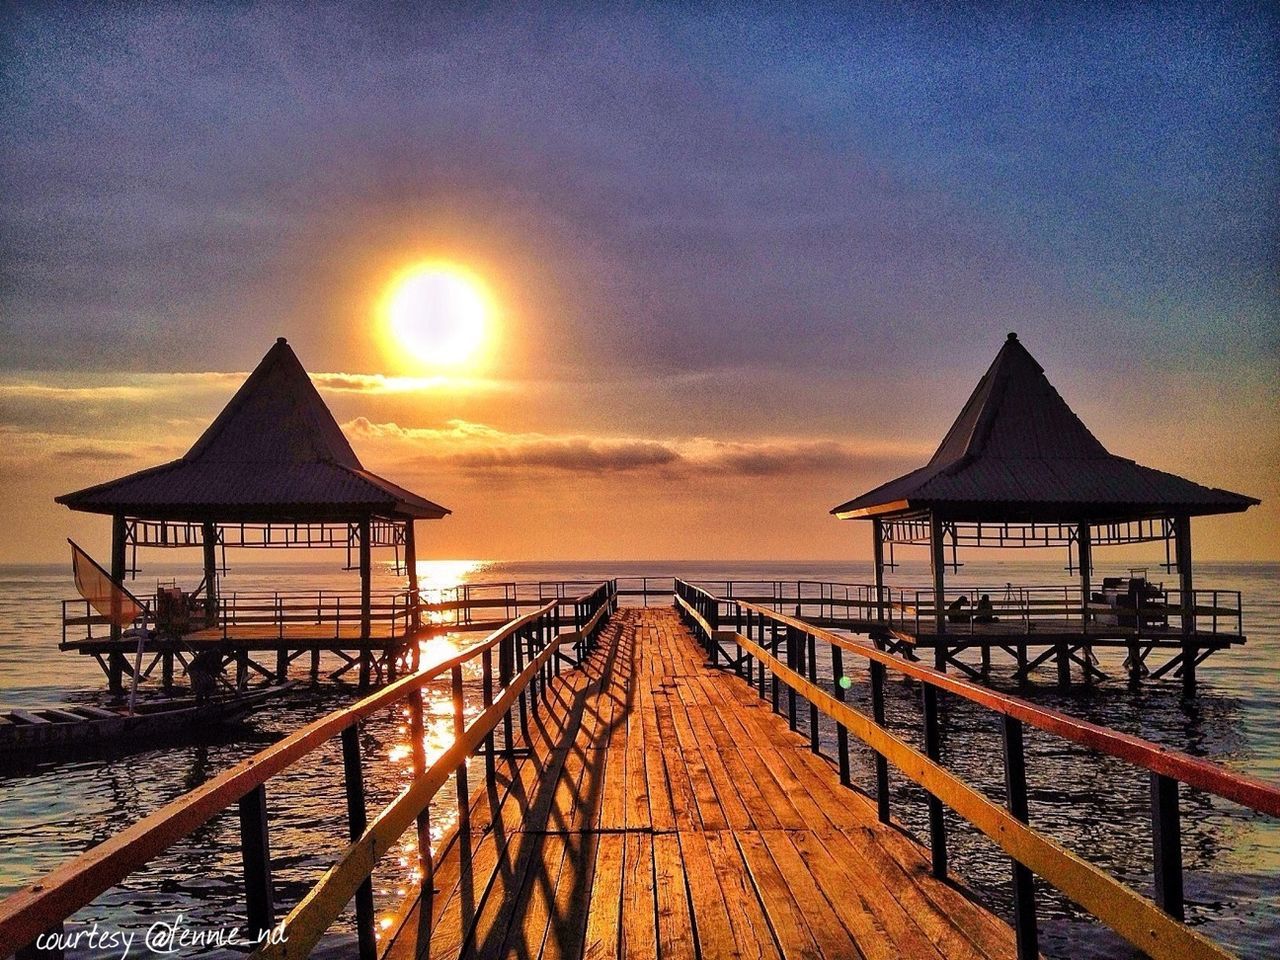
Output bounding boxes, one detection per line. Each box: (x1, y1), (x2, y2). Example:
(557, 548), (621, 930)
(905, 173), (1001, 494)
(384, 607), (1015, 960)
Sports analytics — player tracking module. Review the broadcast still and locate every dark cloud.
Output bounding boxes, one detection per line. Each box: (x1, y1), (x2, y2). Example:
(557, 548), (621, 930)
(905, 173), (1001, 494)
(49, 445), (138, 464)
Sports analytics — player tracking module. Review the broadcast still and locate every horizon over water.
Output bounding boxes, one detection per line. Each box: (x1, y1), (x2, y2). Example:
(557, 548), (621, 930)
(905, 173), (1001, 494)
(0, 557), (1276, 958)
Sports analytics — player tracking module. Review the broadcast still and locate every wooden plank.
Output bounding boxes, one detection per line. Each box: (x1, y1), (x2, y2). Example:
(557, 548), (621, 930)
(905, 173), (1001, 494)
(619, 831), (658, 959)
(581, 833), (624, 960)
(704, 830), (782, 959)
(752, 830), (871, 960)
(10, 710), (51, 725)
(652, 832), (695, 958)
(734, 830), (828, 960)
(676, 829), (739, 959)
(640, 688), (676, 832)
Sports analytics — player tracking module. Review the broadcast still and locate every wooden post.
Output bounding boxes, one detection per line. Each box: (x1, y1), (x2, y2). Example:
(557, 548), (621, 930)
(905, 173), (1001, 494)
(1003, 716), (1038, 959)
(358, 516), (372, 688)
(871, 517), (886, 623)
(922, 684), (947, 879)
(870, 660), (890, 824)
(1077, 522), (1092, 630)
(341, 725), (377, 960)
(405, 519), (420, 632)
(1151, 773), (1185, 920)
(1175, 515), (1196, 697)
(237, 784), (275, 939)
(1069, 522), (1092, 689)
(106, 515), (128, 694)
(202, 520), (219, 627)
(929, 513), (947, 671)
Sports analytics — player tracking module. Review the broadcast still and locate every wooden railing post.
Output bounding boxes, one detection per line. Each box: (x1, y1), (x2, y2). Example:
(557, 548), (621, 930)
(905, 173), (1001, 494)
(1151, 773), (1185, 921)
(1002, 716), (1038, 960)
(237, 784), (275, 940)
(785, 625), (799, 732)
(341, 725), (377, 960)
(922, 684), (948, 879)
(407, 687), (434, 927)
(516, 625), (529, 738)
(831, 642), (851, 787)
(756, 614), (767, 699)
(806, 632), (819, 754)
(482, 648), (496, 781)
(500, 630), (515, 754)
(870, 660), (890, 823)
(769, 620), (781, 714)
(452, 665), (470, 836)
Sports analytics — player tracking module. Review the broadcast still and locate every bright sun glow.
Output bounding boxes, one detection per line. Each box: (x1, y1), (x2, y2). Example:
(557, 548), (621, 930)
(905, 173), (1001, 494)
(384, 264), (491, 369)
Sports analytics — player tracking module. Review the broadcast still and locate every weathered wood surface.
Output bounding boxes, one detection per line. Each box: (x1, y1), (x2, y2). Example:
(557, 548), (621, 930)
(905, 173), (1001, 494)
(382, 607), (1018, 960)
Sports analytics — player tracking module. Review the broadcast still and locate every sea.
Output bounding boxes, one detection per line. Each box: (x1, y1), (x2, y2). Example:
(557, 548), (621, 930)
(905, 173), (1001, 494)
(0, 558), (1276, 958)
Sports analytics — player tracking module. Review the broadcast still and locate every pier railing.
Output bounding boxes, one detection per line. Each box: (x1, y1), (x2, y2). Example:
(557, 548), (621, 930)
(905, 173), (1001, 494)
(4, 581), (618, 959)
(678, 578), (1244, 639)
(674, 579), (1279, 960)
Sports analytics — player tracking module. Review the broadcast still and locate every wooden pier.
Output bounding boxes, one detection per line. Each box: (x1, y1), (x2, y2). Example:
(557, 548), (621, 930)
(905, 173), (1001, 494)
(381, 606), (1014, 959)
(5, 583), (1279, 960)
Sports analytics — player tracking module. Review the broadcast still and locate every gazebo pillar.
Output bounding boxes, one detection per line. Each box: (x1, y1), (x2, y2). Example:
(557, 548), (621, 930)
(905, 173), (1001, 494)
(202, 521), (219, 627)
(359, 516), (373, 688)
(871, 518), (886, 626)
(405, 519), (420, 633)
(1068, 522), (1093, 688)
(108, 513), (127, 694)
(928, 513), (947, 670)
(1175, 515), (1196, 696)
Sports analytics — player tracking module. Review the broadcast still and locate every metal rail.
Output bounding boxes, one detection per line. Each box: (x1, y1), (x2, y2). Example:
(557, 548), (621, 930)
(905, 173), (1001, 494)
(3, 582), (618, 958)
(674, 579), (1279, 960)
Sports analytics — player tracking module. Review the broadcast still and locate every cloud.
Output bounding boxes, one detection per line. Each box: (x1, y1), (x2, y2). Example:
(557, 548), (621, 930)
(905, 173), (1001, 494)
(0, 425), (181, 468)
(0, 370), (509, 405)
(310, 372), (512, 395)
(343, 417), (925, 478)
(49, 445), (139, 463)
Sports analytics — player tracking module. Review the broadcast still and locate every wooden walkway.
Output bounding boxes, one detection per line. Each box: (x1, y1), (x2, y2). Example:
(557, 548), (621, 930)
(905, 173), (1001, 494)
(383, 607), (1018, 960)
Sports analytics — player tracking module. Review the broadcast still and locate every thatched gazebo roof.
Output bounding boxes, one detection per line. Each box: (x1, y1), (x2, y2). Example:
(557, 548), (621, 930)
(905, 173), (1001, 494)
(831, 333), (1258, 524)
(57, 338), (449, 523)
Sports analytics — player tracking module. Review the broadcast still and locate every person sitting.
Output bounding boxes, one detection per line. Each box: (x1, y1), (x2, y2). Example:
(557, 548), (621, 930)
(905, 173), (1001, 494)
(973, 594), (997, 624)
(947, 595), (971, 623)
(188, 647), (224, 703)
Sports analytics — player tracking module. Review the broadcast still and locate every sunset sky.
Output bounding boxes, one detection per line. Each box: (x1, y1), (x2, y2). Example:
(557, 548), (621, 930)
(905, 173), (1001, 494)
(2, 3), (1276, 564)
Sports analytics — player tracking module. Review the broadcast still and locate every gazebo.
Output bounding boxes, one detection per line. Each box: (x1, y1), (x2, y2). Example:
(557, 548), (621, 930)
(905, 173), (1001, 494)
(831, 333), (1258, 692)
(57, 337), (449, 690)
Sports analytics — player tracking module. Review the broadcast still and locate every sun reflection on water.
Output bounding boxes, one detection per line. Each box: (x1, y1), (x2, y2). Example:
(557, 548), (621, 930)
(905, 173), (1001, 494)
(380, 554), (487, 937)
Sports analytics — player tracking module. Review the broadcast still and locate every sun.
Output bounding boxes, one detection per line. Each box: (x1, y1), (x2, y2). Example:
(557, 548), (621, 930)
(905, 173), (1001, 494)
(382, 263), (492, 369)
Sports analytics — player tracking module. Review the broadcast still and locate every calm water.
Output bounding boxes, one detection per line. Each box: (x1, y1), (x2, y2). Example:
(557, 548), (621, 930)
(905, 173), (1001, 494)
(0, 559), (1276, 958)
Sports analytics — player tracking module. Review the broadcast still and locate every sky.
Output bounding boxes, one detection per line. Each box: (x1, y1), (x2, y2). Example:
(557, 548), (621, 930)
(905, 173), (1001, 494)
(1, 2), (1277, 567)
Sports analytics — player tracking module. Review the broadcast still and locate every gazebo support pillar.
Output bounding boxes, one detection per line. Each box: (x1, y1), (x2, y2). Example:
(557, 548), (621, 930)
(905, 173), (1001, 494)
(108, 514), (127, 695)
(871, 518), (886, 630)
(406, 520), (420, 632)
(358, 517), (373, 689)
(202, 521), (219, 628)
(1175, 515), (1196, 697)
(1074, 522), (1092, 689)
(929, 513), (947, 671)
